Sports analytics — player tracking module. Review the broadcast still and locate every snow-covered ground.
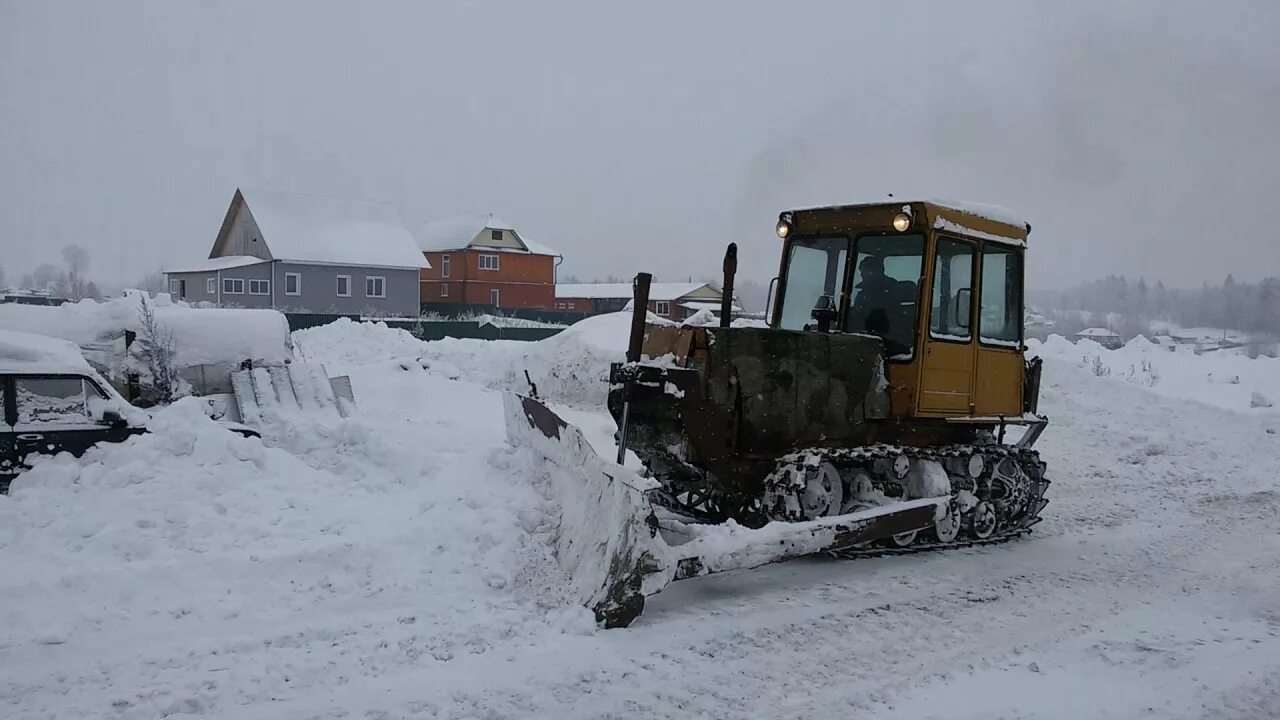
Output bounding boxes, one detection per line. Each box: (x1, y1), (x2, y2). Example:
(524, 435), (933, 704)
(2, 320), (1278, 718)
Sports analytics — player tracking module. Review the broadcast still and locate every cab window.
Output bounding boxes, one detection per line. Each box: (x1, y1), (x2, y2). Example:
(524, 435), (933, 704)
(845, 234), (925, 359)
(980, 245), (1023, 345)
(778, 237), (848, 331)
(930, 239), (975, 341)
(15, 377), (94, 426)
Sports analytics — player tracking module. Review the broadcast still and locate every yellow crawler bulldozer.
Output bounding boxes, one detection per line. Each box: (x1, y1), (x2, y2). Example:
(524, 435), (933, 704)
(506, 200), (1049, 627)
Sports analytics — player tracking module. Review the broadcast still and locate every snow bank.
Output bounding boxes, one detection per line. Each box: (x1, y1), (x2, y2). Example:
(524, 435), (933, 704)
(296, 312), (636, 407)
(0, 369), (593, 714)
(0, 293), (292, 372)
(1028, 333), (1280, 414)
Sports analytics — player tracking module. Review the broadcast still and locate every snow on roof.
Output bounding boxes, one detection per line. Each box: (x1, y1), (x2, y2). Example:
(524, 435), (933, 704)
(556, 282), (712, 301)
(165, 255), (269, 275)
(0, 295), (293, 370)
(413, 214), (560, 256)
(1078, 327), (1120, 337)
(0, 328), (93, 374)
(240, 188), (428, 269)
(681, 300), (744, 312)
(927, 199), (1027, 229)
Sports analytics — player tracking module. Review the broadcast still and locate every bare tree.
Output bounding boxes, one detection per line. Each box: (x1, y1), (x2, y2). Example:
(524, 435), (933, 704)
(0, 264), (6, 289)
(61, 244), (91, 300)
(31, 263), (60, 292)
(135, 271), (168, 294)
(19, 273), (35, 290)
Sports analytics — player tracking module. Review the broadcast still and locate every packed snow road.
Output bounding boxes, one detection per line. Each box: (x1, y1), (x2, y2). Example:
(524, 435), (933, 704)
(1, 318), (1277, 719)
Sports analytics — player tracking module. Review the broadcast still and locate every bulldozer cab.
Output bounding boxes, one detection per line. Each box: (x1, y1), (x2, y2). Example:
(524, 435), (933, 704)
(771, 201), (1030, 420)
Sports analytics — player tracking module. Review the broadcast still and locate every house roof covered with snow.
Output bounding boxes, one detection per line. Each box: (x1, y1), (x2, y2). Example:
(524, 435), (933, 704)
(413, 214), (560, 256)
(0, 328), (94, 374)
(208, 188), (428, 270)
(1077, 327), (1121, 338)
(557, 282), (715, 301)
(164, 255), (269, 274)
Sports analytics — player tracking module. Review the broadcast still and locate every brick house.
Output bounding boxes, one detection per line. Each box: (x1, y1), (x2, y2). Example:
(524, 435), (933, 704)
(165, 188), (428, 317)
(414, 215), (561, 310)
(555, 282), (740, 321)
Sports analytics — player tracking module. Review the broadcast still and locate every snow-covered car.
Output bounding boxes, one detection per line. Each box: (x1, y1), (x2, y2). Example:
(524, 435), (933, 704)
(0, 329), (259, 492)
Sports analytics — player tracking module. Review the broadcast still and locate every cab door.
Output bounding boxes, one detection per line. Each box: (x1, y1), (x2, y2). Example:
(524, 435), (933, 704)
(917, 235), (978, 416)
(974, 244), (1025, 415)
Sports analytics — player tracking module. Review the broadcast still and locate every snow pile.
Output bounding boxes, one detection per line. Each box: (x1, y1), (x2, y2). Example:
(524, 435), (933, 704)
(0, 370), (596, 715)
(296, 312), (636, 407)
(293, 317), (426, 368)
(1028, 333), (1280, 414)
(0, 293), (292, 372)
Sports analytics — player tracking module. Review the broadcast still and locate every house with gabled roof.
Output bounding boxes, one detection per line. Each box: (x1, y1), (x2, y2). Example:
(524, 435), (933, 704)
(165, 188), (429, 317)
(414, 214), (561, 310)
(555, 282), (739, 321)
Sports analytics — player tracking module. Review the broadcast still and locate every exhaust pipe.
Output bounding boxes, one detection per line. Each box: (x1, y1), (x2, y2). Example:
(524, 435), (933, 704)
(617, 272), (653, 464)
(720, 243), (737, 328)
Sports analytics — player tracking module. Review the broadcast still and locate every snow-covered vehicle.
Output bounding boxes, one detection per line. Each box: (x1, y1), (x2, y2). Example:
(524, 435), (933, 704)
(0, 329), (258, 492)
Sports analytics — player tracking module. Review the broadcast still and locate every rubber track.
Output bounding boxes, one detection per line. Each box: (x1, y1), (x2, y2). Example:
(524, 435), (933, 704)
(827, 526), (1034, 560)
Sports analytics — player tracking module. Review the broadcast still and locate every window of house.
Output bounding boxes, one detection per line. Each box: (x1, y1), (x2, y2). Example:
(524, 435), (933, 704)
(930, 238), (975, 341)
(14, 377), (92, 426)
(655, 301), (671, 316)
(248, 279), (270, 295)
(207, 278), (216, 295)
(336, 275), (351, 297)
(223, 278), (245, 294)
(284, 272), (301, 296)
(490, 288), (500, 307)
(441, 255), (451, 278)
(567, 302), (576, 310)
(441, 283), (449, 297)
(366, 276), (386, 298)
(169, 279), (180, 295)
(490, 229), (502, 242)
(980, 245), (1023, 345)
(556, 302), (566, 310)
(479, 254), (500, 271)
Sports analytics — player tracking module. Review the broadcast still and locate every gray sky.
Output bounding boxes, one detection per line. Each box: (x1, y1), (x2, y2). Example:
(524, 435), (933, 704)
(2, 0), (1277, 290)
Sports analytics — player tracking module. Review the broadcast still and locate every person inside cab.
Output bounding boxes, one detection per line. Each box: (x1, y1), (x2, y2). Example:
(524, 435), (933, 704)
(848, 255), (917, 355)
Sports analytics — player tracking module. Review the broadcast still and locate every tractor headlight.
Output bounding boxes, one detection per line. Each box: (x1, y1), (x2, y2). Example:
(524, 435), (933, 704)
(893, 213), (911, 232)
(776, 219), (791, 239)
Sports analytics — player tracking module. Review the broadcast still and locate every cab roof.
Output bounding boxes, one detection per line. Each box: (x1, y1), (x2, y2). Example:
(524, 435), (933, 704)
(786, 199), (1031, 247)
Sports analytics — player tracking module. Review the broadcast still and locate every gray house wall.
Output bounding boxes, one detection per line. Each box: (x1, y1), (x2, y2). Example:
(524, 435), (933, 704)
(272, 262), (419, 316)
(167, 262), (418, 316)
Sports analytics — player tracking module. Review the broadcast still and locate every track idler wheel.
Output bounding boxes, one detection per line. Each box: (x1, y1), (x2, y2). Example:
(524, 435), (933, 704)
(933, 505), (962, 543)
(969, 501), (999, 539)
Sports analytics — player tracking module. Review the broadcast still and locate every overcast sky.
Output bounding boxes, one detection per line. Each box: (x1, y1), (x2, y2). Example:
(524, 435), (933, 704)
(2, 0), (1277, 290)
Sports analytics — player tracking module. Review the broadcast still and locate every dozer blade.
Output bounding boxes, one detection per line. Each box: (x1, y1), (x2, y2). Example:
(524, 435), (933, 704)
(503, 392), (947, 628)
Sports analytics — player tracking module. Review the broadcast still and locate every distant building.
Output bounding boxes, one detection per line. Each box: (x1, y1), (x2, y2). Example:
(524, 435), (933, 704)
(165, 188), (429, 317)
(1, 289), (68, 307)
(1075, 327), (1122, 349)
(555, 282), (738, 321)
(414, 215), (561, 311)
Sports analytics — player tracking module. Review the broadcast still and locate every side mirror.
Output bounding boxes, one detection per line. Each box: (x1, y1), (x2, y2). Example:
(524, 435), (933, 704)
(101, 409), (129, 429)
(955, 288), (972, 331)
